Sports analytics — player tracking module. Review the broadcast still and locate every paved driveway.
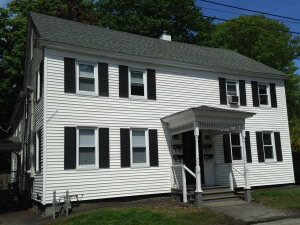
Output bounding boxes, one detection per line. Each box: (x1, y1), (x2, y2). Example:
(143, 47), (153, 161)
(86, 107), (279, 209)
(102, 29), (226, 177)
(0, 210), (51, 225)
(206, 200), (300, 225)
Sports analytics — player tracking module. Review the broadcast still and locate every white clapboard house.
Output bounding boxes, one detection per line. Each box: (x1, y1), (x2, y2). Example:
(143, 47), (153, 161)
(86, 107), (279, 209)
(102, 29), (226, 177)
(9, 12), (295, 211)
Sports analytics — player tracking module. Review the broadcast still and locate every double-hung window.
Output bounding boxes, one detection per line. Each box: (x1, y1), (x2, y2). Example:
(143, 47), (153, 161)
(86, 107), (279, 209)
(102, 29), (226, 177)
(263, 132), (276, 161)
(35, 131), (41, 173)
(230, 133), (243, 162)
(36, 70), (41, 101)
(77, 62), (98, 94)
(77, 128), (98, 168)
(129, 69), (147, 99)
(258, 84), (269, 106)
(226, 81), (237, 97)
(131, 129), (149, 167)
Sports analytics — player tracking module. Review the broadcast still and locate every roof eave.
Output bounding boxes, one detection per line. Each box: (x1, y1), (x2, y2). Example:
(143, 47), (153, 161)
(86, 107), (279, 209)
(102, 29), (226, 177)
(37, 39), (288, 80)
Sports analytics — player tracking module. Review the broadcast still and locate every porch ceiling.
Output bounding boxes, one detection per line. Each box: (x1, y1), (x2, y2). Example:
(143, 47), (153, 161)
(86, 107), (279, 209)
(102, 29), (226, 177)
(161, 105), (255, 134)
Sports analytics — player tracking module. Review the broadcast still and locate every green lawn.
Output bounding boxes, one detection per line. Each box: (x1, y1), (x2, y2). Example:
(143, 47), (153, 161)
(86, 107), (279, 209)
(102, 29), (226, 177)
(52, 204), (241, 225)
(252, 186), (300, 210)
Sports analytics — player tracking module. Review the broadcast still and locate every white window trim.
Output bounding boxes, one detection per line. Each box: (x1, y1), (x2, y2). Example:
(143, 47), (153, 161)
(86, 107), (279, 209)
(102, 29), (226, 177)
(76, 127), (99, 169)
(128, 68), (148, 100)
(130, 128), (150, 168)
(263, 131), (277, 163)
(76, 61), (98, 96)
(226, 80), (240, 105)
(230, 132), (244, 164)
(258, 83), (271, 108)
(35, 132), (40, 173)
(36, 70), (41, 101)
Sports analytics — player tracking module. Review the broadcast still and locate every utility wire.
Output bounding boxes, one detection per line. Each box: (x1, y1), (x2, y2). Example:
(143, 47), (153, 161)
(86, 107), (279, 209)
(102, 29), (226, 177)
(201, 6), (300, 25)
(200, 0), (300, 22)
(203, 15), (300, 35)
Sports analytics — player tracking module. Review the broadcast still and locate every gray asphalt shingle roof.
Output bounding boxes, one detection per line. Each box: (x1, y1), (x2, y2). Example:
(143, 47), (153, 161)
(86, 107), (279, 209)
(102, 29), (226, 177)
(30, 12), (285, 76)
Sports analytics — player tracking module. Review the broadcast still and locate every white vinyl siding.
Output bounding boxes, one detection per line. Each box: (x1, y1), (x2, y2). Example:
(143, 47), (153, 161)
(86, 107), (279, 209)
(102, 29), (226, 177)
(42, 48), (294, 204)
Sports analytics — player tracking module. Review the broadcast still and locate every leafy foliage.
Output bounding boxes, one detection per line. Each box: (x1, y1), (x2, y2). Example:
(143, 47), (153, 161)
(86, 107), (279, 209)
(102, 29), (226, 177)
(95, 0), (214, 45)
(210, 15), (300, 151)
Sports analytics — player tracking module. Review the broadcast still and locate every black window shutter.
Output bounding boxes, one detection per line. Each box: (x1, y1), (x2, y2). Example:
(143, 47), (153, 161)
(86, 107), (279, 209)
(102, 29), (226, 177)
(239, 80), (247, 106)
(99, 62), (109, 96)
(99, 128), (109, 168)
(274, 132), (283, 162)
(64, 127), (76, 169)
(223, 134), (232, 163)
(147, 69), (156, 100)
(256, 132), (265, 162)
(120, 128), (130, 167)
(119, 65), (128, 98)
(38, 130), (42, 172)
(219, 78), (227, 105)
(64, 58), (76, 93)
(149, 129), (159, 166)
(40, 60), (44, 98)
(245, 131), (252, 163)
(270, 83), (277, 108)
(251, 81), (259, 107)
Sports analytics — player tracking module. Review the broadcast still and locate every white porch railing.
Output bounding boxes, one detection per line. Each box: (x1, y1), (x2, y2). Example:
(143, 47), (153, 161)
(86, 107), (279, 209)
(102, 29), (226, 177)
(172, 164), (196, 203)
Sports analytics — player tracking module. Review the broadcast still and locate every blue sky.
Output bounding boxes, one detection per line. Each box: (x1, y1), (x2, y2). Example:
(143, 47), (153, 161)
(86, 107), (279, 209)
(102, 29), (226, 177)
(197, 0), (300, 74)
(1, 0), (299, 73)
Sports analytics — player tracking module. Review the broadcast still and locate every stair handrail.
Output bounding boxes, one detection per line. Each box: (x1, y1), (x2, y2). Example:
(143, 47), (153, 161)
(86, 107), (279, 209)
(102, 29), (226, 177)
(171, 164), (196, 203)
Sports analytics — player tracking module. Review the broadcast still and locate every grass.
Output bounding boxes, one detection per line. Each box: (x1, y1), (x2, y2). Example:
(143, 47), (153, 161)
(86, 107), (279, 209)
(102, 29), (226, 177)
(252, 186), (300, 210)
(52, 204), (241, 225)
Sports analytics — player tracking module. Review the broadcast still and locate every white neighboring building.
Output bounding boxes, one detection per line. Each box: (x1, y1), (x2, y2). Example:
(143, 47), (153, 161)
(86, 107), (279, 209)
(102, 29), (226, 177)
(10, 12), (294, 211)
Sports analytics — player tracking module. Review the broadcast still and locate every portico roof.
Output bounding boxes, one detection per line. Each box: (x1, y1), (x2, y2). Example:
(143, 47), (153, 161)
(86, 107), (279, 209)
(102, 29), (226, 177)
(161, 105), (255, 134)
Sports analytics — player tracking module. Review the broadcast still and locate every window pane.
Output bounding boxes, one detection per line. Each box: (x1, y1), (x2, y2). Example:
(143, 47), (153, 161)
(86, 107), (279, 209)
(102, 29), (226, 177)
(79, 64), (94, 78)
(132, 130), (145, 147)
(79, 129), (95, 147)
(264, 146), (273, 159)
(227, 82), (237, 96)
(131, 70), (143, 84)
(131, 84), (144, 96)
(263, 133), (272, 145)
(79, 78), (95, 92)
(132, 147), (146, 163)
(259, 85), (267, 94)
(231, 133), (240, 146)
(79, 147), (95, 165)
(232, 146), (242, 160)
(259, 95), (268, 105)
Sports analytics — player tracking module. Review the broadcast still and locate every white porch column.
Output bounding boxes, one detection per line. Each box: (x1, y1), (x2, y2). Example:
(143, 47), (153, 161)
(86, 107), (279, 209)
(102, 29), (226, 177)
(194, 124), (203, 207)
(242, 130), (251, 202)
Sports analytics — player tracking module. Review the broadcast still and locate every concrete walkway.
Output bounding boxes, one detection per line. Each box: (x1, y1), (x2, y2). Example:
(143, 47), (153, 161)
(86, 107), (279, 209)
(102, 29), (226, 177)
(206, 200), (300, 225)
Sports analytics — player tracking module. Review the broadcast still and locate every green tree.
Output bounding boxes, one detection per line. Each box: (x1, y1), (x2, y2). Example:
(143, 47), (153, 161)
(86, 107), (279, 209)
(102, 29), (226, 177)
(95, 0), (213, 45)
(0, 0), (97, 136)
(210, 15), (300, 150)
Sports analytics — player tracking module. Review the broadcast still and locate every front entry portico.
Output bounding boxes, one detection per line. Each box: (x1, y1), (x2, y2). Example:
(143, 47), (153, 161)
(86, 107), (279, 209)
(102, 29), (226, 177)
(161, 106), (255, 207)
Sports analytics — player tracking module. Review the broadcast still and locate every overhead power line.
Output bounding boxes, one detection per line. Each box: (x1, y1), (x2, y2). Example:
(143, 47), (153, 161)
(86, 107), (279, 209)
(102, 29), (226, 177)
(203, 16), (300, 35)
(201, 6), (300, 25)
(200, 0), (300, 22)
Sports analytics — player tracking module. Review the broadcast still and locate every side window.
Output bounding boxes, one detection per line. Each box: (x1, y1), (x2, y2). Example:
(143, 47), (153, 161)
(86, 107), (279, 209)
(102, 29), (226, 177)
(131, 129), (149, 167)
(230, 133), (243, 162)
(76, 62), (98, 94)
(77, 128), (98, 168)
(35, 131), (41, 173)
(258, 84), (269, 106)
(36, 70), (41, 101)
(129, 69), (147, 99)
(263, 132), (276, 161)
(226, 80), (239, 105)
